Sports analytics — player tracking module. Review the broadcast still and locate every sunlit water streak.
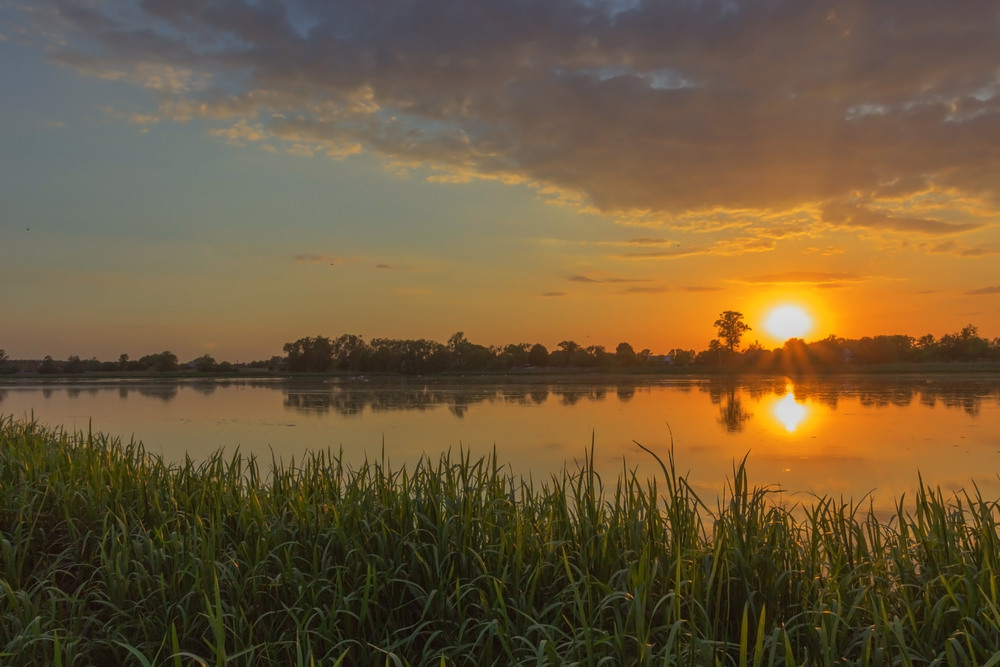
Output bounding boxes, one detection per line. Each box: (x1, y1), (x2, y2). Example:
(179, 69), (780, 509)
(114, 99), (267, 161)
(2, 375), (998, 510)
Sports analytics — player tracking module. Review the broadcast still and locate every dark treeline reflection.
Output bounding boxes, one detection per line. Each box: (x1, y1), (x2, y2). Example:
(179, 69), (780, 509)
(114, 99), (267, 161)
(281, 381), (643, 417)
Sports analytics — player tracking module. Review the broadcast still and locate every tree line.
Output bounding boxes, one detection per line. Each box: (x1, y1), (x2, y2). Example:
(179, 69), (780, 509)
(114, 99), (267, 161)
(0, 350), (234, 375)
(1, 314), (998, 376)
(278, 332), (669, 374)
(703, 312), (1000, 370)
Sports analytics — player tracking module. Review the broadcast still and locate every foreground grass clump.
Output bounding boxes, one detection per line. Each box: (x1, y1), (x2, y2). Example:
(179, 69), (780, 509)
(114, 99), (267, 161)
(2, 417), (1000, 665)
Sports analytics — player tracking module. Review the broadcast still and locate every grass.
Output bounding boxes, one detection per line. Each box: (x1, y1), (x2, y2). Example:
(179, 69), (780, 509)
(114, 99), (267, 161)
(2, 414), (1000, 665)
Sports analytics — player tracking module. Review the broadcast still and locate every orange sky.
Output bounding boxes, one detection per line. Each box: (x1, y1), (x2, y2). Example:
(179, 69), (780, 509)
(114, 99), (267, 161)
(1, 1), (998, 362)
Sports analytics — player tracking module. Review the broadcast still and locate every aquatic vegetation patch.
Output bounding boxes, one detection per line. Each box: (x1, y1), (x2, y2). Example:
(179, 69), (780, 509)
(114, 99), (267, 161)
(1, 414), (999, 665)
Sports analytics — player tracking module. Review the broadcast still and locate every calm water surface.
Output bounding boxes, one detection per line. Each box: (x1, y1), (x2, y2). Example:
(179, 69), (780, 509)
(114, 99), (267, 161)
(2, 375), (999, 509)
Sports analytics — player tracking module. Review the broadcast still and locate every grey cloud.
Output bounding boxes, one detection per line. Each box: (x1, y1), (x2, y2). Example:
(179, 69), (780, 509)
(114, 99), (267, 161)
(32, 0), (1000, 227)
(821, 202), (981, 235)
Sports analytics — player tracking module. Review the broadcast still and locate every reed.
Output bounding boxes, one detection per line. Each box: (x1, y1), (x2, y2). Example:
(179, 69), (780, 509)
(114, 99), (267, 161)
(2, 414), (1000, 665)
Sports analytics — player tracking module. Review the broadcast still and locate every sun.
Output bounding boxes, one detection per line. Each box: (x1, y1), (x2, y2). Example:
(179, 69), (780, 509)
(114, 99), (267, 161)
(763, 304), (814, 342)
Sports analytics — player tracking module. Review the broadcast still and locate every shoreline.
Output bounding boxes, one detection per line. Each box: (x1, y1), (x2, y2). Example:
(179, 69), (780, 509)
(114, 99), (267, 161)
(2, 360), (1000, 384)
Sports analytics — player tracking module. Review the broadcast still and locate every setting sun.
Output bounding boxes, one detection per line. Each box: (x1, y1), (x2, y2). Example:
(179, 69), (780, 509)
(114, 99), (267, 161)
(764, 305), (814, 342)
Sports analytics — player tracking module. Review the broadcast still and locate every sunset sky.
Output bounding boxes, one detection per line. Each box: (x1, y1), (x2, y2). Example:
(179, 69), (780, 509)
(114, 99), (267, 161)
(2, 0), (998, 363)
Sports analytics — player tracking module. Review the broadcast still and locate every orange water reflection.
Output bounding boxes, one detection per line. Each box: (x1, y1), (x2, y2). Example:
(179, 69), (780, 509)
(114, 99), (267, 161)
(770, 387), (809, 433)
(1, 376), (999, 511)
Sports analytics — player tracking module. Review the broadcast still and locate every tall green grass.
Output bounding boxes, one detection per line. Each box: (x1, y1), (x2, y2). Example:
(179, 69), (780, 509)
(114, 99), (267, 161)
(2, 414), (1000, 665)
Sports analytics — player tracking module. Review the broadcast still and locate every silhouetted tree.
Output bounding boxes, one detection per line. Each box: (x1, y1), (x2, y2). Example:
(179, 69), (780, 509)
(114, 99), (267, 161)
(38, 355), (58, 374)
(333, 334), (367, 370)
(527, 343), (549, 367)
(615, 342), (637, 366)
(714, 311), (752, 352)
(193, 354), (217, 372)
(448, 331), (469, 368)
(139, 351), (179, 373)
(0, 349), (13, 374)
(283, 336), (334, 372)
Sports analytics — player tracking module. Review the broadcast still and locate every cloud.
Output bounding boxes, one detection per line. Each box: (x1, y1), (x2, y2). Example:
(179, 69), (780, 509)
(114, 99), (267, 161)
(620, 285), (670, 294)
(23, 0), (1000, 234)
(742, 271), (863, 286)
(541, 291), (567, 297)
(294, 254), (348, 266)
(567, 273), (651, 284)
(620, 236), (776, 259)
(966, 286), (1000, 296)
(821, 202), (982, 236)
(928, 240), (1000, 257)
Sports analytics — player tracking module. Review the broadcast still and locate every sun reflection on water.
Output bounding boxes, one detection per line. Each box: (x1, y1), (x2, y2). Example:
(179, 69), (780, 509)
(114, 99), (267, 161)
(772, 390), (808, 433)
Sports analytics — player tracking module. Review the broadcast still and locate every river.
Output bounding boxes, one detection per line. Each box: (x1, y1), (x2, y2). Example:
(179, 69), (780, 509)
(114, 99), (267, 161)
(2, 374), (998, 510)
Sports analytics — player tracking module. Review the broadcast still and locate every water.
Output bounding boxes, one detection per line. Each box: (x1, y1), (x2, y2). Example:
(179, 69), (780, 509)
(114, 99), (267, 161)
(2, 375), (999, 509)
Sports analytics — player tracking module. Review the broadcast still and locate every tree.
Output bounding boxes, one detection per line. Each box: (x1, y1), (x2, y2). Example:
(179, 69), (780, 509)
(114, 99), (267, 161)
(527, 343), (549, 367)
(0, 349), (13, 375)
(448, 331), (468, 368)
(615, 342), (636, 366)
(708, 339), (724, 366)
(139, 351), (179, 373)
(283, 336), (334, 372)
(714, 310), (752, 352)
(194, 354), (217, 372)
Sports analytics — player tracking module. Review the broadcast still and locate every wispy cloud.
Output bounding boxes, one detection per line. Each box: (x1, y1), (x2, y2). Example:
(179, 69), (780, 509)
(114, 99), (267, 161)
(928, 240), (1000, 257)
(821, 202), (982, 236)
(742, 272), (864, 287)
(682, 286), (724, 293)
(620, 285), (670, 294)
(25, 0), (1000, 236)
(567, 273), (651, 284)
(620, 236), (776, 259)
(294, 254), (349, 266)
(967, 286), (1000, 296)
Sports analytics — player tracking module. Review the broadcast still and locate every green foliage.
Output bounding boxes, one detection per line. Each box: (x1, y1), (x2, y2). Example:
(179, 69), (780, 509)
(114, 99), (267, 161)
(5, 415), (1000, 665)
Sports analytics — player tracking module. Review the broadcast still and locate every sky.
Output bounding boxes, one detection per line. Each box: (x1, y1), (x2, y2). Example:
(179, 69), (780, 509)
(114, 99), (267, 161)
(1, 0), (999, 363)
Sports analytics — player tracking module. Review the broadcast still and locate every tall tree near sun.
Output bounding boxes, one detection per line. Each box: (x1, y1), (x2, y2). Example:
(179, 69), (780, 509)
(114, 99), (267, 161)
(714, 311), (752, 352)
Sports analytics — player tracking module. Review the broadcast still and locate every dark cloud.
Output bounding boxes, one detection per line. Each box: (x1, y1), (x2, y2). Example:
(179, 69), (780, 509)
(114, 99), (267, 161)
(31, 0), (1000, 232)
